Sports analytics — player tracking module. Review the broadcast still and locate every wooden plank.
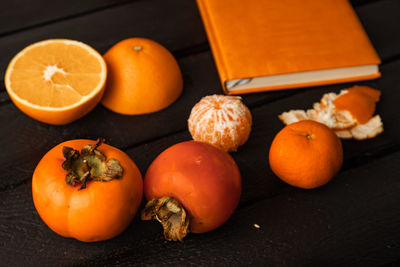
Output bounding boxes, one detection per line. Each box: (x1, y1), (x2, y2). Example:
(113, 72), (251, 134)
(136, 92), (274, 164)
(0, 0), (206, 81)
(88, 151), (400, 266)
(1, 148), (399, 266)
(0, 0), (132, 36)
(0, 0), (381, 36)
(0, 51), (399, 191)
(0, 0), (398, 88)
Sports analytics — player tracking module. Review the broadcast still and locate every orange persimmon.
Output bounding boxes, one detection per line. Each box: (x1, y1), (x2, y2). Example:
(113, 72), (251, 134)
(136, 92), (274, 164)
(141, 141), (241, 241)
(32, 139), (143, 242)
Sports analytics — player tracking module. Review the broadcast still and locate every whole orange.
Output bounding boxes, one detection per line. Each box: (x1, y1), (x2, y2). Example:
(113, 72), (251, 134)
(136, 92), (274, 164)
(101, 38), (183, 115)
(269, 120), (343, 189)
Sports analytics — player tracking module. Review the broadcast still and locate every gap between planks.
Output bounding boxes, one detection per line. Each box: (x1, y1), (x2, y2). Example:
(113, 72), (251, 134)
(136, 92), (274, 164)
(0, 0), (137, 38)
(351, 0), (383, 7)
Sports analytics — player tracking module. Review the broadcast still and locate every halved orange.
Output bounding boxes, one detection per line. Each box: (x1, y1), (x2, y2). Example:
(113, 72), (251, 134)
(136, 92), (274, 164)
(101, 38), (183, 115)
(5, 39), (107, 125)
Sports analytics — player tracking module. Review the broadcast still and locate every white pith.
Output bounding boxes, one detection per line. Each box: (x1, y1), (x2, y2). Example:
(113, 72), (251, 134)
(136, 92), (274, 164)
(188, 95), (248, 147)
(43, 65), (66, 81)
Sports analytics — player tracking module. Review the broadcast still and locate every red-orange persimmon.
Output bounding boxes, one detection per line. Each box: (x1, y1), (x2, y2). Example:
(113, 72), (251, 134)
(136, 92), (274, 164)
(32, 139), (143, 242)
(142, 141), (241, 241)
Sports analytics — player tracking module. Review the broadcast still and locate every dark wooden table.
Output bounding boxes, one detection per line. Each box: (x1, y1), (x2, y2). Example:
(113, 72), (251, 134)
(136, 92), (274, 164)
(1, 0), (399, 266)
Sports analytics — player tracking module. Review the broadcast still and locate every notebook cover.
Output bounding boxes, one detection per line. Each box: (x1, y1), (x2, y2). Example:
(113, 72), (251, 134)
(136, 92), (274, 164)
(196, 0), (381, 95)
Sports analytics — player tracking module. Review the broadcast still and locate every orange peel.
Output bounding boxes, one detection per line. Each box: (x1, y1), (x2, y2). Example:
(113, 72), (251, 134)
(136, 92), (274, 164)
(278, 86), (383, 140)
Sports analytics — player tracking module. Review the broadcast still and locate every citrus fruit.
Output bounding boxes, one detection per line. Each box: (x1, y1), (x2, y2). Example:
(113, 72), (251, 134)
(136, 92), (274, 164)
(188, 94), (252, 152)
(269, 120), (343, 189)
(5, 39), (107, 125)
(101, 38), (183, 115)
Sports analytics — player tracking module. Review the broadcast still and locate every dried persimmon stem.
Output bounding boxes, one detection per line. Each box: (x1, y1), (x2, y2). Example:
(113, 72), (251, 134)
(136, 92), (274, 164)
(141, 196), (190, 242)
(62, 139), (123, 190)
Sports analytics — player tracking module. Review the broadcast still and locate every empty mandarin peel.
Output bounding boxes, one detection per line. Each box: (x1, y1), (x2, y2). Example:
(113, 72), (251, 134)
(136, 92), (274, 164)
(278, 86), (383, 140)
(188, 94), (252, 152)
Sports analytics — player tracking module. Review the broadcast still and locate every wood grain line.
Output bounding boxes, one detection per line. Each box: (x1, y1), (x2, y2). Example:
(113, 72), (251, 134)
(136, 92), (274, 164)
(173, 42), (210, 59)
(381, 54), (400, 65)
(351, 0), (382, 7)
(342, 143), (400, 172)
(0, 177), (30, 192)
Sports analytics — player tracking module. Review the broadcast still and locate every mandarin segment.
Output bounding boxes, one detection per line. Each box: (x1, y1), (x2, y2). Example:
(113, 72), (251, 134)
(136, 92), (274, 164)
(4, 39), (106, 125)
(188, 95), (252, 152)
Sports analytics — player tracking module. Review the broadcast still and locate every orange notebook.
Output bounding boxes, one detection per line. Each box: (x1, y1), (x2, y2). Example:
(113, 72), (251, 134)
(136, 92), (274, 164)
(196, 0), (381, 95)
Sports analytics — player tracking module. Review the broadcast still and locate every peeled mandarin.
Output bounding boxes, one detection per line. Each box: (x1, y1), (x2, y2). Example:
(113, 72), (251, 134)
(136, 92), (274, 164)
(188, 94), (252, 152)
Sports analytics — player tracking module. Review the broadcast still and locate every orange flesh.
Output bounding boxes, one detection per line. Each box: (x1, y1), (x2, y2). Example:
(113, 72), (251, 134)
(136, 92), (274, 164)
(333, 86), (380, 124)
(8, 42), (102, 108)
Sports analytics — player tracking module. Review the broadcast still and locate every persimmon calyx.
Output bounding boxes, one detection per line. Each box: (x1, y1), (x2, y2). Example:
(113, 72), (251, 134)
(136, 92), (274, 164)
(141, 196), (190, 242)
(62, 138), (123, 190)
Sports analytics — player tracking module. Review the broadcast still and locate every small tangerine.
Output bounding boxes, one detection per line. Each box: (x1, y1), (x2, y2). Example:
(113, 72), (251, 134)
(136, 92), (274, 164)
(188, 94), (252, 152)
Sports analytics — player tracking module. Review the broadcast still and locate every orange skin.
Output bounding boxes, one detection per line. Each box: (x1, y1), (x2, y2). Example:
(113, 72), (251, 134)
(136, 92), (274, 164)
(5, 39), (107, 125)
(144, 141), (241, 233)
(8, 89), (104, 125)
(101, 38), (183, 115)
(333, 86), (381, 124)
(269, 120), (343, 189)
(32, 139), (143, 242)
